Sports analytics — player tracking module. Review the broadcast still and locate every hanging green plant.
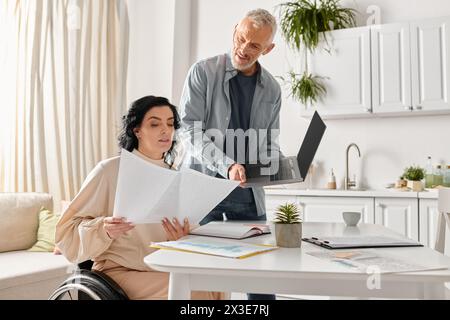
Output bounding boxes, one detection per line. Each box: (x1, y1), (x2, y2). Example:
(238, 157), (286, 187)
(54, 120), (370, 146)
(280, 71), (327, 105)
(277, 0), (357, 106)
(279, 0), (357, 52)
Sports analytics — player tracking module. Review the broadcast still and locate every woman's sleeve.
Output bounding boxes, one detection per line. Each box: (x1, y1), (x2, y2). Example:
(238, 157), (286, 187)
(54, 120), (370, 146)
(55, 162), (114, 263)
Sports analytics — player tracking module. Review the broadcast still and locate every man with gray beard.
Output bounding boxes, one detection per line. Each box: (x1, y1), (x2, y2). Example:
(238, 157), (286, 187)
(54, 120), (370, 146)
(180, 9), (281, 300)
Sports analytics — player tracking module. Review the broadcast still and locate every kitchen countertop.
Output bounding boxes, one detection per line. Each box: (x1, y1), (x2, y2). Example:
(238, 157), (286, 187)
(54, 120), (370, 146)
(264, 186), (439, 199)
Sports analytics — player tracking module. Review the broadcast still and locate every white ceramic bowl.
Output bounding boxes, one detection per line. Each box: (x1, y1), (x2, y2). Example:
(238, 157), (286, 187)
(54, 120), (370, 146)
(342, 212), (361, 226)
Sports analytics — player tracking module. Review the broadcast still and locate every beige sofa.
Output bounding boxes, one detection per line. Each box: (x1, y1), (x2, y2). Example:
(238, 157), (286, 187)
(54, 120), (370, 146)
(0, 193), (72, 299)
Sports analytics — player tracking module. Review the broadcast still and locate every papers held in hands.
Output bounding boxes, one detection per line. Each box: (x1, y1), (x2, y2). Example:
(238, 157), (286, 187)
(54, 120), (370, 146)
(302, 236), (423, 249)
(189, 222), (271, 240)
(113, 149), (239, 224)
(151, 238), (278, 259)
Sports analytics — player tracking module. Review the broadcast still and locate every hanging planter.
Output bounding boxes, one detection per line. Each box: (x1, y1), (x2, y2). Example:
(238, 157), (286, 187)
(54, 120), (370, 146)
(286, 71), (327, 105)
(278, 0), (357, 105)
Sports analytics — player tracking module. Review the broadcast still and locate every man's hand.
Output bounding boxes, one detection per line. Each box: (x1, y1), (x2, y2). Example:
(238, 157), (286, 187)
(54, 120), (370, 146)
(103, 217), (135, 239)
(228, 163), (246, 185)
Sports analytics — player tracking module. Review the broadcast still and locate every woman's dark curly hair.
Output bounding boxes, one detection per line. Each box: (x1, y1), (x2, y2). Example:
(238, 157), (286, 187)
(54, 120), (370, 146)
(118, 95), (181, 167)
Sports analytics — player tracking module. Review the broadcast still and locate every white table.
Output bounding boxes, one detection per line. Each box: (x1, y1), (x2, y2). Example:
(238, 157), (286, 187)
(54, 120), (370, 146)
(144, 222), (450, 300)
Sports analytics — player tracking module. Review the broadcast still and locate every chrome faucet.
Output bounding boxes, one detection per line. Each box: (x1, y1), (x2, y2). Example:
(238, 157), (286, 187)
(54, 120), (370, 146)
(345, 143), (361, 190)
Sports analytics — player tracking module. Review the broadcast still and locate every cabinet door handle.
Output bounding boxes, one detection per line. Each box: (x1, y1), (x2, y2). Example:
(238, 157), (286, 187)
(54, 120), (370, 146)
(415, 105), (423, 110)
(365, 107), (371, 113)
(404, 106), (413, 111)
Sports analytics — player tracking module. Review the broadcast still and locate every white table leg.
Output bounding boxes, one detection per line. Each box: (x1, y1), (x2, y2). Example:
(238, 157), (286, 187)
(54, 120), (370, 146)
(168, 273), (190, 300)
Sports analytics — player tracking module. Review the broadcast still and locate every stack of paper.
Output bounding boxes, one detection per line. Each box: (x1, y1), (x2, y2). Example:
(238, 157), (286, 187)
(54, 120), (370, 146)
(151, 238), (278, 259)
(113, 149), (239, 224)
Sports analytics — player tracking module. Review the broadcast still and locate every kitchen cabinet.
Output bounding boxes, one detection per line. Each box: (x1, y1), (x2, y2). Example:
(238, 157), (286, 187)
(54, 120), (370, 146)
(410, 17), (450, 112)
(299, 196), (374, 224)
(371, 22), (411, 113)
(265, 194), (298, 221)
(265, 194), (374, 223)
(303, 16), (450, 118)
(419, 199), (450, 255)
(265, 191), (450, 247)
(305, 26), (372, 118)
(374, 198), (419, 241)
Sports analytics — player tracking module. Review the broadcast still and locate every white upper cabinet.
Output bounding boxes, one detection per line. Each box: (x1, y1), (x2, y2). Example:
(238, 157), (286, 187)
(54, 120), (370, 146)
(303, 16), (450, 118)
(371, 23), (412, 113)
(305, 26), (372, 118)
(410, 16), (450, 112)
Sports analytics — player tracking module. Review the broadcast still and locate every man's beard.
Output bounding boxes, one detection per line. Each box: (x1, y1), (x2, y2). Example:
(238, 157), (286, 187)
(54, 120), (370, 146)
(231, 49), (256, 71)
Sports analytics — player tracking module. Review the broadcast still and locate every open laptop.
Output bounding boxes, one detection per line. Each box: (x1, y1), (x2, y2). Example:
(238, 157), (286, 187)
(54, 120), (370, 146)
(243, 111), (326, 187)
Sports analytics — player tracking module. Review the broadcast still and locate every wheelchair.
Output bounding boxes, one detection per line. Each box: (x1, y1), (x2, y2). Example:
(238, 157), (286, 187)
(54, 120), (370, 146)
(48, 260), (129, 300)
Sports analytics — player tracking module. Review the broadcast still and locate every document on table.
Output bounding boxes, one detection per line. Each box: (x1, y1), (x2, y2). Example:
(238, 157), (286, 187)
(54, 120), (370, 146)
(302, 236), (423, 249)
(113, 149), (239, 224)
(151, 238), (278, 259)
(307, 250), (449, 273)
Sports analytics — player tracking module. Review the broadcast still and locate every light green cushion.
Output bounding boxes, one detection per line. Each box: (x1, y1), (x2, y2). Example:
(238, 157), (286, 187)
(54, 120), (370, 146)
(28, 208), (59, 252)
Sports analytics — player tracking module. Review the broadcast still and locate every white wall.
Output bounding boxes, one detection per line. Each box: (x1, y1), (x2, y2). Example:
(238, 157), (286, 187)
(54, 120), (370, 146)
(126, 0), (176, 105)
(127, 0), (450, 190)
(126, 0), (192, 106)
(190, 0), (450, 190)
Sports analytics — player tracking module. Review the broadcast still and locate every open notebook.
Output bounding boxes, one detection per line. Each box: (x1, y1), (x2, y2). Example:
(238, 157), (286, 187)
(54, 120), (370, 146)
(189, 222), (271, 240)
(150, 238), (278, 259)
(302, 236), (423, 249)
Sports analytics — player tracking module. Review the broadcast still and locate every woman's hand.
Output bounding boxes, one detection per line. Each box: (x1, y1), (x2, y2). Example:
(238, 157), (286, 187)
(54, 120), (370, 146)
(103, 217), (135, 239)
(161, 217), (190, 241)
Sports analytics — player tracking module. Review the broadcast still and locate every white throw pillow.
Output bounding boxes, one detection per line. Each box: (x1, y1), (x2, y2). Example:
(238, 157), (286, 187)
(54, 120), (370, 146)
(0, 193), (53, 252)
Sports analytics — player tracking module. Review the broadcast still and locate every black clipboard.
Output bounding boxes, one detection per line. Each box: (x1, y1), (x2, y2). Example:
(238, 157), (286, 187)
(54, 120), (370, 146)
(302, 236), (424, 250)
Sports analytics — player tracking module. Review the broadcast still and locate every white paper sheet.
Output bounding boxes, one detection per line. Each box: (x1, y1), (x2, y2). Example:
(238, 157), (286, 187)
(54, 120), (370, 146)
(151, 238), (278, 259)
(113, 149), (239, 224)
(308, 250), (449, 273)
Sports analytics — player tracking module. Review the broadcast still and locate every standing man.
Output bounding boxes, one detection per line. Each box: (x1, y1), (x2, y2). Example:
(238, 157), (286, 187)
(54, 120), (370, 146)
(180, 9), (281, 300)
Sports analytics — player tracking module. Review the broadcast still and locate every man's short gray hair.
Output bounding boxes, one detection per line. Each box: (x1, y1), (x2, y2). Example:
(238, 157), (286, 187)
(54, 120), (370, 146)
(245, 8), (277, 41)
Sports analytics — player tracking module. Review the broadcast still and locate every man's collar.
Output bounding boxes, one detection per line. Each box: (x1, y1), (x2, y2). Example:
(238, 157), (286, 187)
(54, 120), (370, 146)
(225, 52), (265, 86)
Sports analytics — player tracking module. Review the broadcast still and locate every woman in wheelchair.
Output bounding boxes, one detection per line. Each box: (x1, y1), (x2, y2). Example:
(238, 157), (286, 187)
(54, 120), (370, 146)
(55, 96), (223, 300)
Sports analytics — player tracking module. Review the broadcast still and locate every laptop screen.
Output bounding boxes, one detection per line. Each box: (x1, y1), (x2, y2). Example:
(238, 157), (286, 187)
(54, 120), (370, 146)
(296, 111), (326, 179)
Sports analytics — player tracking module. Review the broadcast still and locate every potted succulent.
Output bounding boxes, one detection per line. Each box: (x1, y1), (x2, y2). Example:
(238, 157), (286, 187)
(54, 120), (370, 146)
(278, 0), (357, 105)
(403, 166), (425, 192)
(273, 203), (302, 248)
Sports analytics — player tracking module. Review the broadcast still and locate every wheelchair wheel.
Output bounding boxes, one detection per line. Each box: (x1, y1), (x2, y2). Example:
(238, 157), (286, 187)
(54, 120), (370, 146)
(49, 269), (129, 300)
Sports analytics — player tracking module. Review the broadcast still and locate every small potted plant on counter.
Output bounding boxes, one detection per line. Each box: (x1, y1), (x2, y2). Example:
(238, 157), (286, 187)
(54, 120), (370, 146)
(274, 203), (302, 248)
(403, 166), (425, 192)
